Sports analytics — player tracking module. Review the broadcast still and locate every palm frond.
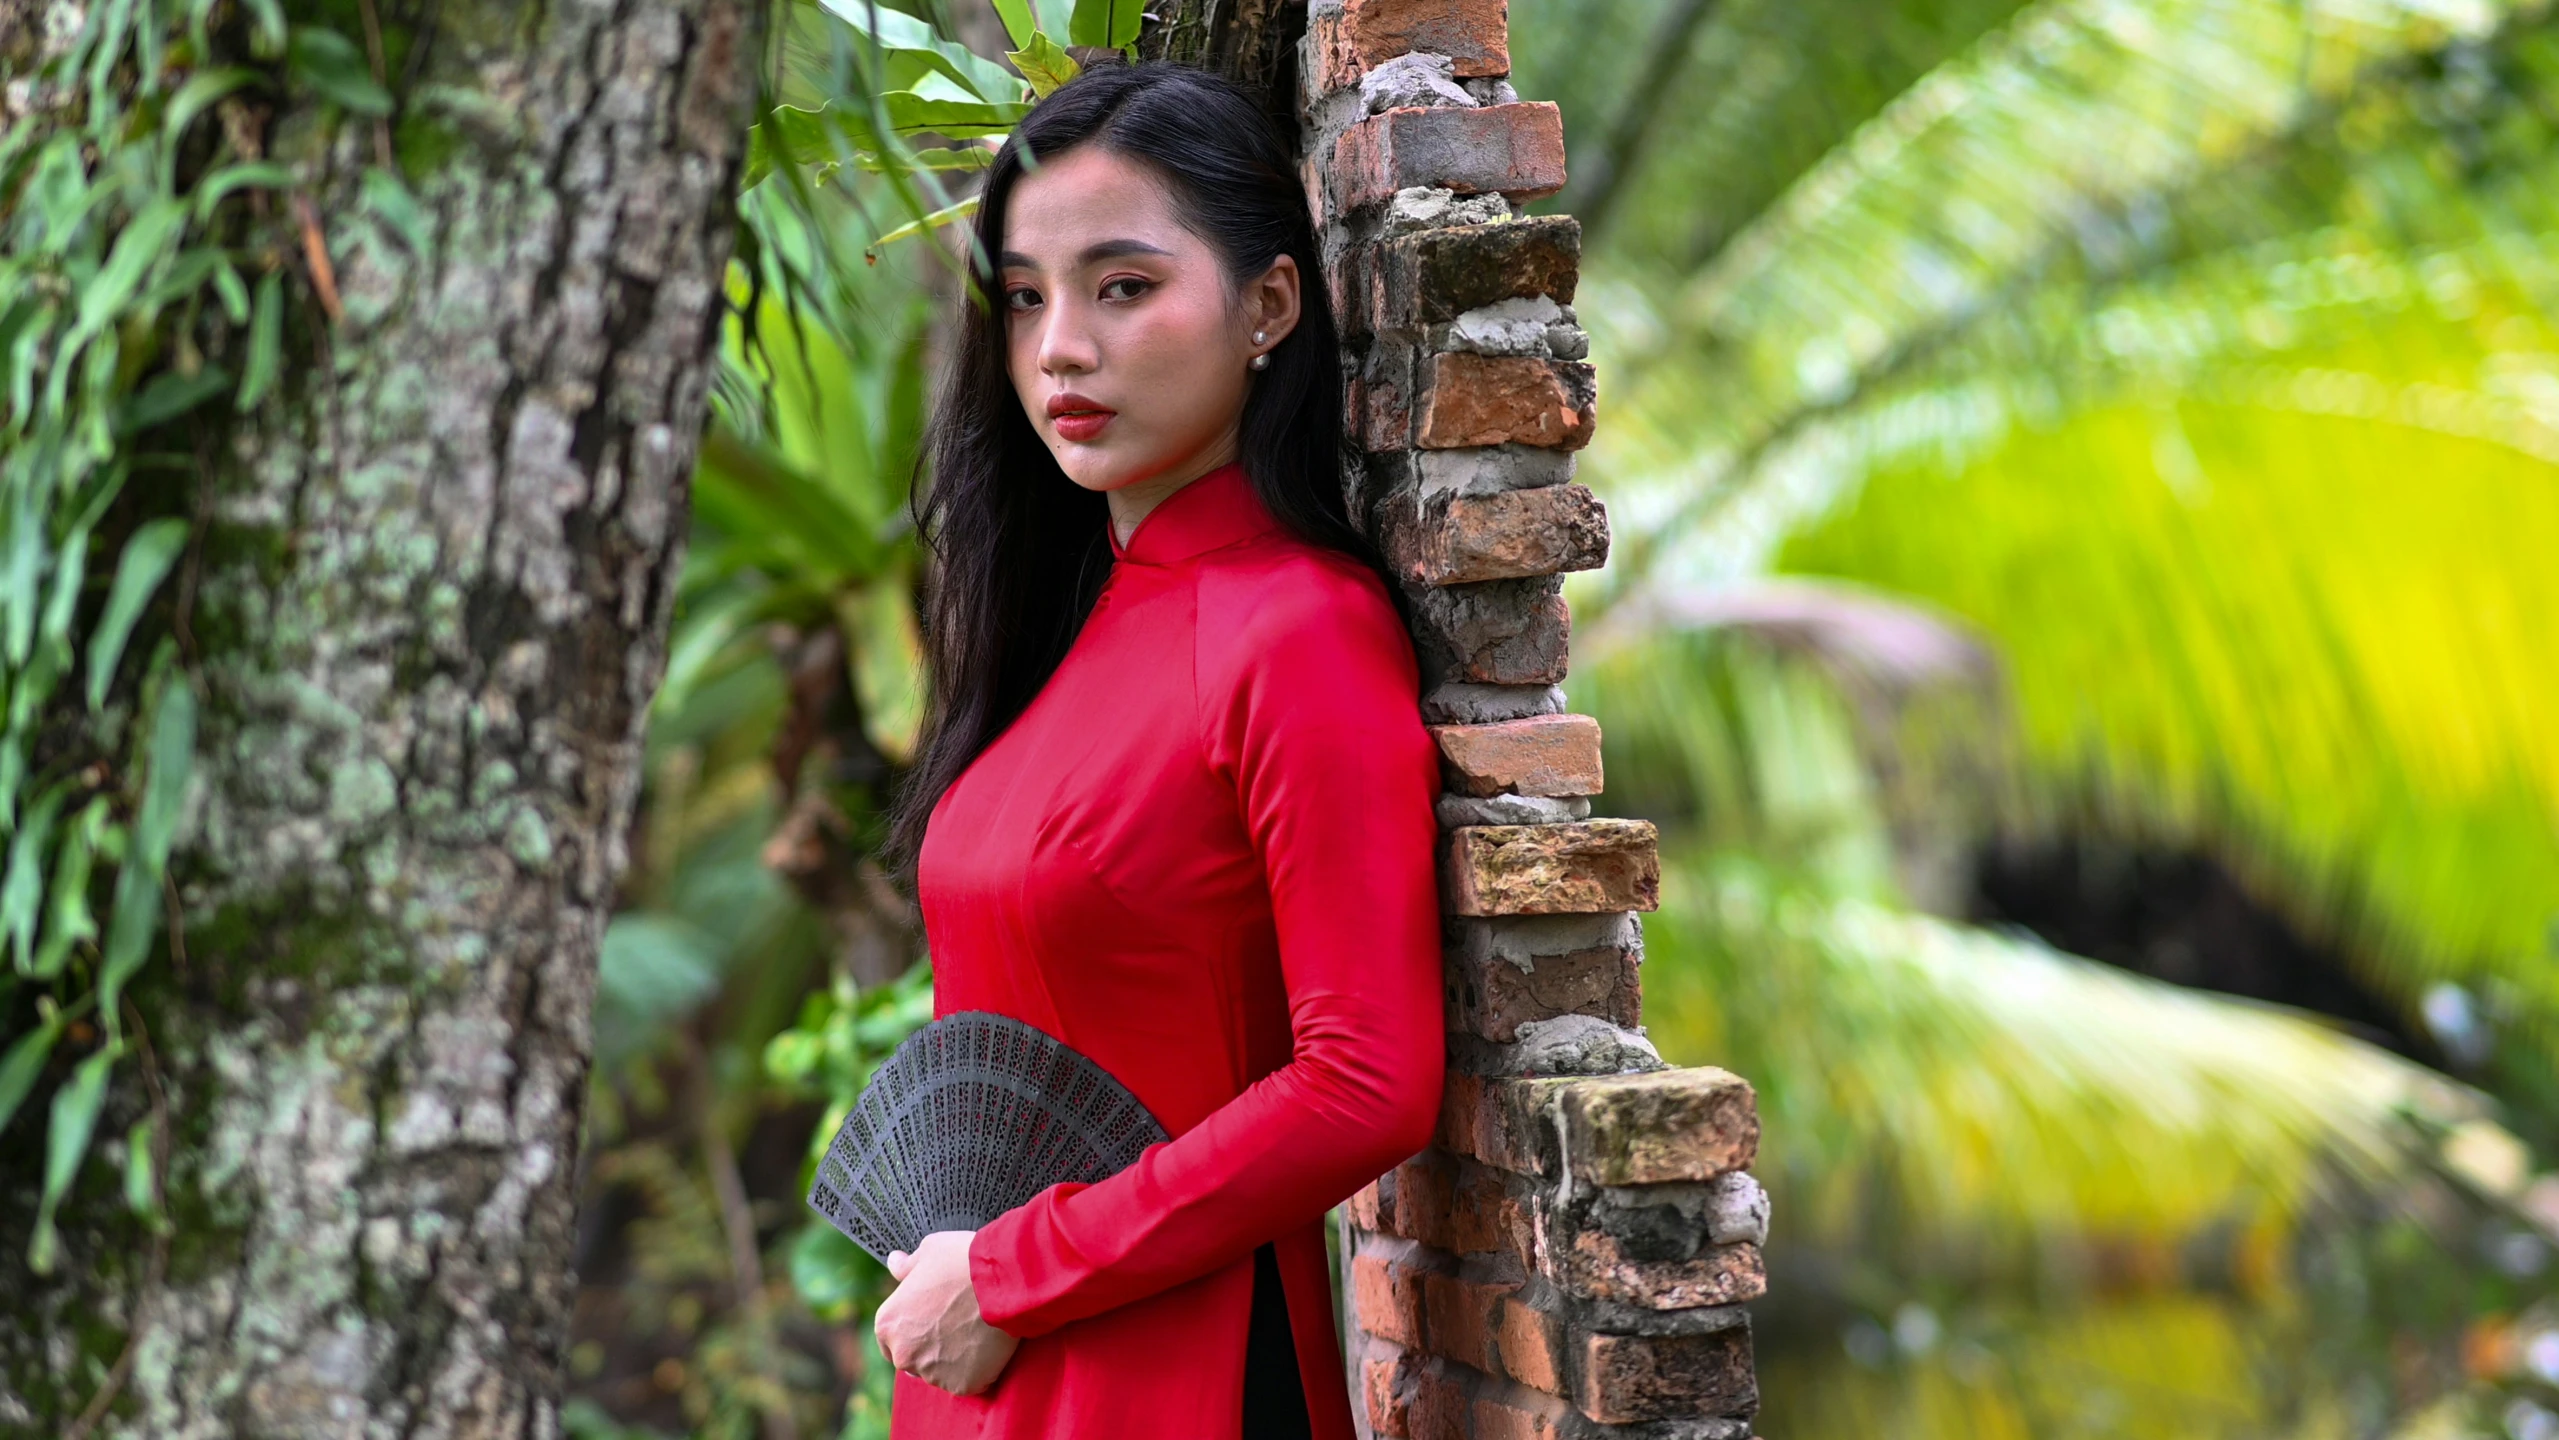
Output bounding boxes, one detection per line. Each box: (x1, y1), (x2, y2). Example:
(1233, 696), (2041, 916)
(1580, 0), (2555, 576)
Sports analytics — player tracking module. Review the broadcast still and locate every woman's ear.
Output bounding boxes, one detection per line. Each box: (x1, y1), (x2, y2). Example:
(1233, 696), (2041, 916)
(1250, 253), (1302, 348)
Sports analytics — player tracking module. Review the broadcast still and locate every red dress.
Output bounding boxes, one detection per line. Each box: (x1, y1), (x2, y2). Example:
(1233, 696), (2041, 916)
(896, 459), (1446, 1439)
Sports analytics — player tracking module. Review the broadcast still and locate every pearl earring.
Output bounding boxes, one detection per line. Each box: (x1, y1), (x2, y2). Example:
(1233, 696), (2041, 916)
(1251, 330), (1269, 369)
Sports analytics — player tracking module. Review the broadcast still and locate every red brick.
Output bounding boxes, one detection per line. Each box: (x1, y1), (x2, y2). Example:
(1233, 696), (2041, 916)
(1442, 819), (1660, 916)
(1408, 1356), (1475, 1440)
(1578, 1327), (1758, 1424)
(1385, 483), (1609, 585)
(1496, 1296), (1567, 1394)
(1310, 0), (1512, 97)
(1469, 1381), (1572, 1440)
(1416, 353), (1595, 450)
(1421, 1271), (1510, 1371)
(1347, 1178), (1387, 1230)
(1351, 335), (1418, 451)
(1445, 938), (1641, 1043)
(1429, 714), (1604, 797)
(1352, 1239), (1436, 1348)
(1555, 1232), (1767, 1309)
(1371, 1150), (1535, 1261)
(1330, 103), (1568, 214)
(1363, 1337), (1419, 1436)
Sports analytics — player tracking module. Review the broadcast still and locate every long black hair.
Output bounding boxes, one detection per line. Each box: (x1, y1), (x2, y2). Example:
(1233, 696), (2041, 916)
(882, 59), (1397, 882)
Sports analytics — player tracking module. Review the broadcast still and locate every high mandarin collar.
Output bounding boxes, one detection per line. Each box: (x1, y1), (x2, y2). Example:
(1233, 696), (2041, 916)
(1107, 461), (1280, 567)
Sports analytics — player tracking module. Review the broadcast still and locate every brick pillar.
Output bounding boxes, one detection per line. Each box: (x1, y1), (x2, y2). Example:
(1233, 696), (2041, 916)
(1296, 6), (1770, 1436)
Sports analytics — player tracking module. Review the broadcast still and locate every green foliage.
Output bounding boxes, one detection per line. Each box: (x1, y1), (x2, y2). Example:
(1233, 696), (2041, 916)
(1519, 4), (2559, 1429)
(1579, 632), (2471, 1256)
(746, 0), (1113, 259)
(763, 958), (936, 1314)
(0, 0), (354, 1273)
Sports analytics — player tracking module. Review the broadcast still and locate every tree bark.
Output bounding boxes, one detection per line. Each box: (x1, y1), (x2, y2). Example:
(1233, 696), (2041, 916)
(1137, 0), (1304, 134)
(0, 2), (757, 1435)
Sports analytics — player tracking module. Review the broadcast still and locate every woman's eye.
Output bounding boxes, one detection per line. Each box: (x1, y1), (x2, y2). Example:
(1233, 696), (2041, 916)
(1004, 287), (1039, 312)
(1102, 277), (1151, 302)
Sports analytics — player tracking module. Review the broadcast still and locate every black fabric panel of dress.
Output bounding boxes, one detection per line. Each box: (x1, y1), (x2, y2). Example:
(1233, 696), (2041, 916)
(1242, 1240), (1314, 1438)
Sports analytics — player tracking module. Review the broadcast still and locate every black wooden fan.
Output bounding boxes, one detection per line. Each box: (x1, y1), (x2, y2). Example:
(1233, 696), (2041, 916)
(806, 1010), (1171, 1266)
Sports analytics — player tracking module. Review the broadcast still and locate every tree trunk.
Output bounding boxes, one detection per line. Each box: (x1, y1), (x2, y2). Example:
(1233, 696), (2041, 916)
(1137, 0), (1304, 132)
(0, 2), (757, 1434)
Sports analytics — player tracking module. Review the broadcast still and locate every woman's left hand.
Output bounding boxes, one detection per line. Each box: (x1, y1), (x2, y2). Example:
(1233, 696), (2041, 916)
(878, 1229), (1021, 1395)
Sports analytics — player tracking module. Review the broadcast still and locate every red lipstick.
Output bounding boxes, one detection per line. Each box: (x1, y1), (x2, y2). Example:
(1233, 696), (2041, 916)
(1047, 391), (1117, 442)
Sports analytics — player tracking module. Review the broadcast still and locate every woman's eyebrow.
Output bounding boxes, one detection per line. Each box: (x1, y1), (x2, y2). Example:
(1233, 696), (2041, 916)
(999, 238), (1177, 271)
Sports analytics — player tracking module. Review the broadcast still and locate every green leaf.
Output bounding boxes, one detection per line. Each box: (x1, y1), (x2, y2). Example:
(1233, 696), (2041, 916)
(122, 1119), (154, 1217)
(1007, 32), (1080, 99)
(130, 677), (196, 872)
(818, 0), (1026, 101)
(210, 259), (249, 325)
(85, 517), (190, 711)
(240, 0), (285, 55)
(0, 1019), (59, 1138)
(746, 91), (1031, 188)
(788, 1221), (873, 1317)
(863, 196), (978, 260)
(359, 166), (432, 257)
(29, 1041), (117, 1276)
(164, 66), (263, 144)
(3, 491), (44, 669)
(115, 365), (231, 435)
(40, 515), (90, 656)
(236, 271), (283, 413)
(1067, 0), (1141, 50)
(3, 780), (71, 973)
(66, 197), (184, 353)
(191, 161), (294, 223)
(32, 800), (108, 981)
(991, 0), (1036, 49)
(286, 27), (393, 116)
(872, 143), (993, 173)
(598, 913), (725, 1025)
(96, 681), (194, 1024)
(137, 245), (230, 314)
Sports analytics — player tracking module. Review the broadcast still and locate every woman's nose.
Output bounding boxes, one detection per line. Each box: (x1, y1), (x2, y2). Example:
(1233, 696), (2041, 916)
(1036, 299), (1099, 374)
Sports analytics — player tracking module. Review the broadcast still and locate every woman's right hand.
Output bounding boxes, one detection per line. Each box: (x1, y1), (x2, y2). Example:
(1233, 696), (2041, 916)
(878, 1229), (1022, 1396)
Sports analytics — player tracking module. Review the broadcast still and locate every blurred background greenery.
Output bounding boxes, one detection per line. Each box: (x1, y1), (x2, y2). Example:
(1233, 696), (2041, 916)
(561, 2), (2559, 1437)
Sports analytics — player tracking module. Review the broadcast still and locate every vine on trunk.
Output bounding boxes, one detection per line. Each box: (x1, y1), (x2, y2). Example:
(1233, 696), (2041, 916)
(0, 0), (397, 1276)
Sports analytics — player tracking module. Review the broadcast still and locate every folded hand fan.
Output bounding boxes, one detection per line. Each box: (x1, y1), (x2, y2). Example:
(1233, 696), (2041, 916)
(807, 1009), (1172, 1266)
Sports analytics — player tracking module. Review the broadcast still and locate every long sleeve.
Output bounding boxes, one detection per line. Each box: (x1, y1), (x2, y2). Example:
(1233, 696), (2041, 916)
(964, 559), (1446, 1340)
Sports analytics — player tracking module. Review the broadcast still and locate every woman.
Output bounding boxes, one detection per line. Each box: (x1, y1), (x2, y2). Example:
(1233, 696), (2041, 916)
(866, 60), (1447, 1440)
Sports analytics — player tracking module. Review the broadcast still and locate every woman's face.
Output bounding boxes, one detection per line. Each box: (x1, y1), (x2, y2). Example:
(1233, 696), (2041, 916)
(999, 143), (1299, 497)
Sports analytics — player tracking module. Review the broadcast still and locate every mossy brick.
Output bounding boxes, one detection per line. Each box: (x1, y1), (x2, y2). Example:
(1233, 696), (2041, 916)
(1558, 1065), (1759, 1185)
(1441, 818), (1658, 916)
(1555, 1232), (1767, 1310)
(1577, 1326), (1759, 1423)
(1384, 482), (1610, 585)
(1375, 216), (1581, 330)
(1438, 1067), (1758, 1187)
